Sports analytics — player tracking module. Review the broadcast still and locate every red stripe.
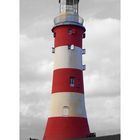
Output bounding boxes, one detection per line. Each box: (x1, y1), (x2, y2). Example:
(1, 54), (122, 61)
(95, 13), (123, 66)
(43, 117), (90, 140)
(52, 25), (85, 48)
(52, 68), (84, 93)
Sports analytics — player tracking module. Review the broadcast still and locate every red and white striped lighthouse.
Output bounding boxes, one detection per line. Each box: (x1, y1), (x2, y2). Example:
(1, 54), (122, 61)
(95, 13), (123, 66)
(43, 0), (90, 139)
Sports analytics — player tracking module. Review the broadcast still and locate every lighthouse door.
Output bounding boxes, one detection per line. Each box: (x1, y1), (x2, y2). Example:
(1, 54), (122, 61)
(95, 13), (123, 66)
(63, 106), (69, 116)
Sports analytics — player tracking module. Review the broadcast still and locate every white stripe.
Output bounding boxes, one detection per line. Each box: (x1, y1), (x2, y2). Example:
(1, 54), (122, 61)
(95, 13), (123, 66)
(49, 92), (87, 118)
(54, 46), (83, 70)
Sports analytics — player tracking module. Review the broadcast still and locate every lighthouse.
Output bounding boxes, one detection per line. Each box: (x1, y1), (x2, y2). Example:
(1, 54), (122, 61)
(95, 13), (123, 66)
(43, 0), (90, 139)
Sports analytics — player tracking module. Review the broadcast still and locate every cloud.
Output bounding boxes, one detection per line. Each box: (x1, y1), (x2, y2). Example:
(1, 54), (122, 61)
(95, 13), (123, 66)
(21, 19), (53, 39)
(80, 0), (120, 19)
(20, 117), (45, 140)
(20, 17), (120, 140)
(20, 0), (120, 34)
(20, 35), (53, 83)
(20, 95), (50, 120)
(83, 18), (120, 97)
(86, 96), (120, 136)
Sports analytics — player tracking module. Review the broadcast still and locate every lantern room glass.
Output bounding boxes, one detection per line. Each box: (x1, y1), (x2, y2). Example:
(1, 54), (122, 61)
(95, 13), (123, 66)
(59, 0), (79, 14)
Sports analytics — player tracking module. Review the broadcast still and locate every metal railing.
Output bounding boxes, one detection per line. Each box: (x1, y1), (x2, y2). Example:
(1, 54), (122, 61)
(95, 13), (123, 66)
(54, 14), (84, 25)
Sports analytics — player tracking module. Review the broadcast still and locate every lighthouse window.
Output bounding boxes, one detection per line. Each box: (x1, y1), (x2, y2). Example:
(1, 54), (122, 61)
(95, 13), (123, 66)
(63, 106), (69, 116)
(70, 77), (75, 87)
(66, 0), (73, 5)
(59, 0), (79, 14)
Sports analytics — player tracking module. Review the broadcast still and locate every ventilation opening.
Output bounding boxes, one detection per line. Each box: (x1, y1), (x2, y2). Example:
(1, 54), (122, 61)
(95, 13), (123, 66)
(52, 47), (55, 53)
(82, 49), (86, 54)
(68, 29), (76, 35)
(68, 45), (75, 50)
(83, 65), (86, 71)
(68, 29), (73, 35)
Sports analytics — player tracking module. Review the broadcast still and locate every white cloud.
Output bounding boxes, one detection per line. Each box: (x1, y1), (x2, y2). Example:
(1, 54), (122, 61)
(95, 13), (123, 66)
(86, 96), (120, 136)
(20, 35), (53, 82)
(37, 60), (53, 75)
(20, 17), (120, 139)
(21, 19), (53, 39)
(84, 18), (120, 97)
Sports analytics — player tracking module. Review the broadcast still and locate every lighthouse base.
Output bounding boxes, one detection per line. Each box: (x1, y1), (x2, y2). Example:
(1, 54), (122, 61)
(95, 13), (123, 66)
(43, 117), (90, 140)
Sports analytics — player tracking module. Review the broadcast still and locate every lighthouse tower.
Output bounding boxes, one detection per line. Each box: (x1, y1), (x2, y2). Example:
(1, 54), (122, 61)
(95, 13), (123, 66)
(43, 0), (90, 139)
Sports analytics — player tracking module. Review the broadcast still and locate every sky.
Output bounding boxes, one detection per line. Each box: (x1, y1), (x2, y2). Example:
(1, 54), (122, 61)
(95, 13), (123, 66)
(20, 0), (120, 140)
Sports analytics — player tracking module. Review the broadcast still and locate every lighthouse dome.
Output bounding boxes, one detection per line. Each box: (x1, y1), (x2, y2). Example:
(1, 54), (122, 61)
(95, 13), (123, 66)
(54, 0), (84, 26)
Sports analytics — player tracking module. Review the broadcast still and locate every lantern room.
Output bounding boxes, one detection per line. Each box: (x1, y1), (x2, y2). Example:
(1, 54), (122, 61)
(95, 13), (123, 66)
(54, 0), (83, 26)
(59, 0), (79, 14)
